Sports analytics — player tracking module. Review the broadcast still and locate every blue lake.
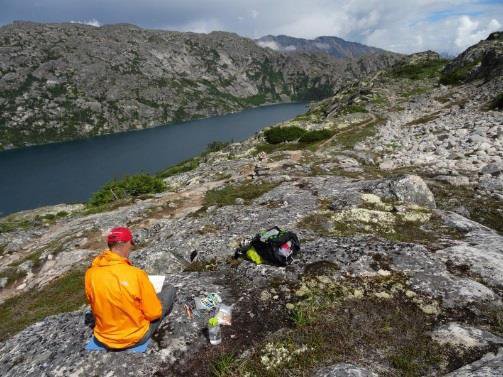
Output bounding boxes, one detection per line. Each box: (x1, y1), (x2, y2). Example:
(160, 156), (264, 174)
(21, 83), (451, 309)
(0, 102), (307, 216)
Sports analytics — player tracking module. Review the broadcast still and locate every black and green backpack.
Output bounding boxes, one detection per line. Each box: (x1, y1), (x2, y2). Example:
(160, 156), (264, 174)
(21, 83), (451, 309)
(237, 226), (300, 266)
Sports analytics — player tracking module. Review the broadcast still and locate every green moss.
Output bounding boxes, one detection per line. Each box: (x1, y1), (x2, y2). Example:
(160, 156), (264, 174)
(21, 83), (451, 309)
(0, 269), (85, 341)
(87, 173), (166, 208)
(204, 182), (279, 207)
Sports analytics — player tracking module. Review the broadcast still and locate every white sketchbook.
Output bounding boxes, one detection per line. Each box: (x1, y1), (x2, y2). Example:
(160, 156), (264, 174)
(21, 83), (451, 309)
(148, 275), (165, 293)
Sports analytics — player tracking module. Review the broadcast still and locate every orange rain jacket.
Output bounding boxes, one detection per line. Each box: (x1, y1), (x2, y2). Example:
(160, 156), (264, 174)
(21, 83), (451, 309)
(84, 250), (162, 349)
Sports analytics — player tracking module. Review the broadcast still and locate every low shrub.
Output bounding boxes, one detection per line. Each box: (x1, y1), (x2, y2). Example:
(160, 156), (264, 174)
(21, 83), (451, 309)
(87, 173), (166, 207)
(439, 71), (466, 85)
(264, 126), (306, 144)
(299, 129), (333, 143)
(488, 93), (503, 111)
(158, 158), (200, 178)
(203, 140), (231, 154)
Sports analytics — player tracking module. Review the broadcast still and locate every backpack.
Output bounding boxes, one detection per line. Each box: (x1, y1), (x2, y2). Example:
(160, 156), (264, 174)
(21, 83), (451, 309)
(246, 226), (300, 266)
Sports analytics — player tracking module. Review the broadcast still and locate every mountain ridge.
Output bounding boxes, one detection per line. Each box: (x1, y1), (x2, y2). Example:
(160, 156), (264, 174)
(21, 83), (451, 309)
(255, 34), (387, 59)
(0, 21), (401, 150)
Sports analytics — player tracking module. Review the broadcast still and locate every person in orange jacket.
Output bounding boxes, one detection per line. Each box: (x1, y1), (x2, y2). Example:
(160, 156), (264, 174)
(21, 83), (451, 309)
(85, 227), (176, 350)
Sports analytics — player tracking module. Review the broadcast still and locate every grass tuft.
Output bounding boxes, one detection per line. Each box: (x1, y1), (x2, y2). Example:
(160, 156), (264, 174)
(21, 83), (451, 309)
(158, 158), (200, 178)
(0, 268), (85, 341)
(335, 118), (383, 149)
(390, 59), (447, 80)
(204, 182), (279, 207)
(210, 353), (237, 377)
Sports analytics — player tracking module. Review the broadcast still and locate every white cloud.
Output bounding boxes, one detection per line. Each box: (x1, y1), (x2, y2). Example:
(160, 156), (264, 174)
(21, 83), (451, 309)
(261, 1), (502, 54)
(256, 40), (280, 50)
(3, 0), (502, 55)
(284, 45), (297, 51)
(69, 18), (101, 27)
(165, 19), (224, 34)
(455, 15), (501, 49)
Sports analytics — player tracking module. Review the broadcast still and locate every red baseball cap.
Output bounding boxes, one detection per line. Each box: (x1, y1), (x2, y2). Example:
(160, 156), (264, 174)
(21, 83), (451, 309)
(107, 227), (135, 245)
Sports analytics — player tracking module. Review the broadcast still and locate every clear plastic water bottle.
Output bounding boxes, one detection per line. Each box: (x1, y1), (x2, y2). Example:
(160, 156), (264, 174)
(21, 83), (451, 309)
(208, 317), (222, 345)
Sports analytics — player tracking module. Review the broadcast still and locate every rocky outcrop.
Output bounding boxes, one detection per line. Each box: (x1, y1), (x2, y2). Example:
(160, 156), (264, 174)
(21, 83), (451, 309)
(441, 31), (503, 83)
(0, 22), (401, 150)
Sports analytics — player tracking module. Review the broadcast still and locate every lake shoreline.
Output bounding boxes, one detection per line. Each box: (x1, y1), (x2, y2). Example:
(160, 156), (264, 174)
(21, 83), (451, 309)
(0, 102), (307, 216)
(0, 101), (309, 153)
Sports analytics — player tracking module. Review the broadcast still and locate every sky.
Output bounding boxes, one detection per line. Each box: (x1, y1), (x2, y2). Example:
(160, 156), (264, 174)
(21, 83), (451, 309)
(0, 0), (502, 55)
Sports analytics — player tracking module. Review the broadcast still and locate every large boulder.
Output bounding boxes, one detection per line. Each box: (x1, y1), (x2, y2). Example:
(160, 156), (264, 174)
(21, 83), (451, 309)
(366, 175), (436, 209)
